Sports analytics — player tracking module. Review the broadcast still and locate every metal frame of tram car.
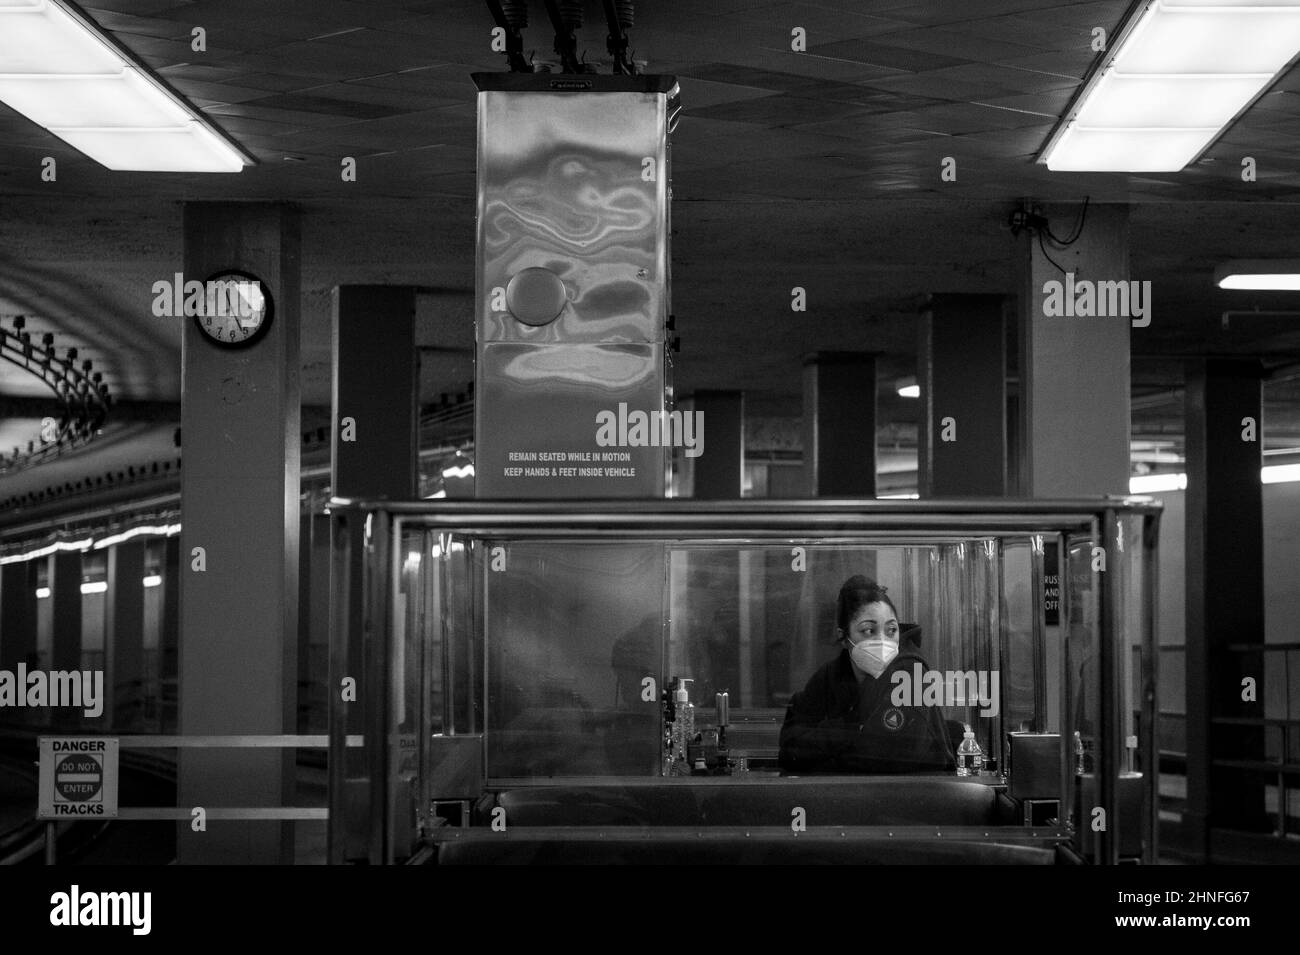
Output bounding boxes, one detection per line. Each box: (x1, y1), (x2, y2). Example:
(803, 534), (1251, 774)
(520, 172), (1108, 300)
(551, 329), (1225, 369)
(326, 498), (1160, 865)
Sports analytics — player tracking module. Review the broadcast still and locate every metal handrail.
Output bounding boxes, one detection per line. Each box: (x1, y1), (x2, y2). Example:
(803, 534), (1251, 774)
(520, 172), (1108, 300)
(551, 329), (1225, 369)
(333, 496), (1162, 519)
(32, 734), (365, 864)
(1155, 712), (1297, 838)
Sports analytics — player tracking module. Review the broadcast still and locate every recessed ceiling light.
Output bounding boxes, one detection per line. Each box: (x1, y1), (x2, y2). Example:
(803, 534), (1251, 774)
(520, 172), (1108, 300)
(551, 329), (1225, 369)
(1041, 0), (1300, 172)
(0, 0), (250, 172)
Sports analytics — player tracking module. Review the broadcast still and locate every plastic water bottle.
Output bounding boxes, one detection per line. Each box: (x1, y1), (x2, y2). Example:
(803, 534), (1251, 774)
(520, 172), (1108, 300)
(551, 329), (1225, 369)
(956, 724), (984, 777)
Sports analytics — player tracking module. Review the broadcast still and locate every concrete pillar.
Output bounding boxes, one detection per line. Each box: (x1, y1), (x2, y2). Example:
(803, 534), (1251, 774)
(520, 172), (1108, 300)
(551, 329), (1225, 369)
(1016, 203), (1131, 496)
(803, 352), (877, 497)
(330, 286), (418, 500)
(105, 541), (145, 732)
(299, 514), (332, 735)
(1184, 358), (1270, 855)
(1006, 386), (1024, 497)
(0, 561), (38, 672)
(51, 552), (81, 674)
(918, 294), (1007, 497)
(161, 535), (179, 732)
(681, 390), (744, 499)
(328, 286), (418, 864)
(179, 203), (300, 864)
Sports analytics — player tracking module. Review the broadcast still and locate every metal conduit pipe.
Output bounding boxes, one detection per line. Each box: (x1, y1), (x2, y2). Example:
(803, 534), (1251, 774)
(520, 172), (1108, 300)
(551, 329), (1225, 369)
(558, 0), (583, 27)
(602, 0), (635, 73)
(499, 0), (527, 27)
(484, 0), (533, 71)
(543, 0), (585, 73)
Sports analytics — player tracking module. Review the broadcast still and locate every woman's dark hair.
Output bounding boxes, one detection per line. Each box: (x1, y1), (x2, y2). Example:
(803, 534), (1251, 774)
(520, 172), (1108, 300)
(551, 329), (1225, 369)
(836, 575), (898, 634)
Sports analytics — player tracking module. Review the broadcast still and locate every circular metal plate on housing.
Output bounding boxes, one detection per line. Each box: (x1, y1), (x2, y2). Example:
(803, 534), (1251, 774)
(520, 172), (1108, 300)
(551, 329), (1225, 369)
(506, 267), (567, 326)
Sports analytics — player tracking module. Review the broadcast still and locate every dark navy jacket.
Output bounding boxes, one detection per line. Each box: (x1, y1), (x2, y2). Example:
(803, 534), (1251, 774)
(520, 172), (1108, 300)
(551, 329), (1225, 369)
(778, 633), (957, 774)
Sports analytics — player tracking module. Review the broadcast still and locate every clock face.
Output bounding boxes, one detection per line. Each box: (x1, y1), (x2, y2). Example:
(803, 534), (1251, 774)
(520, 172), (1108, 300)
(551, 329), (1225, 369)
(195, 271), (273, 347)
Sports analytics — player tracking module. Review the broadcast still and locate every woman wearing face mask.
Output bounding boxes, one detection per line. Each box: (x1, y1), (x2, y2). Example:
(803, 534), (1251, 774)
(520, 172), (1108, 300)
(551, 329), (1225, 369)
(778, 575), (956, 774)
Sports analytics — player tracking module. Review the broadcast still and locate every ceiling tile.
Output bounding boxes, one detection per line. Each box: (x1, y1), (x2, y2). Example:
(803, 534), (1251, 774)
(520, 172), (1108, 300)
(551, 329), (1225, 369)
(675, 78), (783, 109)
(970, 89), (1073, 116)
(808, 37), (971, 72)
(87, 10), (193, 40)
(874, 0), (1085, 27)
(84, 1), (203, 15)
(868, 26), (1046, 62)
(160, 76), (292, 104)
(686, 93), (880, 127)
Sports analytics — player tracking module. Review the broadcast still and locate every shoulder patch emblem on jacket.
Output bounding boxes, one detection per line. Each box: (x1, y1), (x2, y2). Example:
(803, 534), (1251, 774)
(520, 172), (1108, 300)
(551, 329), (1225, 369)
(881, 707), (905, 732)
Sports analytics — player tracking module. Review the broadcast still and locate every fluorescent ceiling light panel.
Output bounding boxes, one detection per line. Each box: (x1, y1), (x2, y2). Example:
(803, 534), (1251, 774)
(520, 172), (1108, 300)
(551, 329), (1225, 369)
(1130, 473), (1188, 493)
(0, 0), (248, 172)
(0, 537), (92, 565)
(0, 68), (193, 128)
(1215, 259), (1300, 289)
(1085, 71), (1267, 128)
(1048, 128), (1217, 172)
(1129, 466), (1300, 492)
(1042, 0), (1300, 171)
(1219, 273), (1300, 289)
(49, 123), (246, 172)
(1263, 463), (1300, 483)
(0, 2), (122, 74)
(1116, 8), (1300, 74)
(92, 523), (182, 549)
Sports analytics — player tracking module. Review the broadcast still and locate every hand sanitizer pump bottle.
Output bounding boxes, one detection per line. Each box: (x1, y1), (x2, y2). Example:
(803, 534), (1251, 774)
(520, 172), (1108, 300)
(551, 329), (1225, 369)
(671, 679), (695, 775)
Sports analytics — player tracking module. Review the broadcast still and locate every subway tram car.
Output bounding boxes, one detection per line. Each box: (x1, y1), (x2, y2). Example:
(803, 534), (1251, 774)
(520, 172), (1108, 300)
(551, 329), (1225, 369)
(327, 497), (1161, 865)
(324, 72), (1161, 866)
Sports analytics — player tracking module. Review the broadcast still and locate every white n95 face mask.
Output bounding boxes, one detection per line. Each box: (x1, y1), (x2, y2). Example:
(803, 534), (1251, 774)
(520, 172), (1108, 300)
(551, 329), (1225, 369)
(851, 638), (898, 678)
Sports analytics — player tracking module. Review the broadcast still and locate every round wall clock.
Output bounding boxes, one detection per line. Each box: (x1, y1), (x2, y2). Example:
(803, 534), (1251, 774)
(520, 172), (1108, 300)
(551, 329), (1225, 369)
(194, 270), (273, 348)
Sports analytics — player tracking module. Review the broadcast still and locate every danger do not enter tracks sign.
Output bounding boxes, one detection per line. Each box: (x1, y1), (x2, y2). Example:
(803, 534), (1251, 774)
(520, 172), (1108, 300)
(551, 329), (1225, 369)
(37, 737), (119, 819)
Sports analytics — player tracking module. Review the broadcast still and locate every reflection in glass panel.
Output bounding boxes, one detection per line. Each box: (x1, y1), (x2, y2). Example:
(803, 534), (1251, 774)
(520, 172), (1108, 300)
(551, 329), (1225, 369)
(472, 538), (1049, 780)
(485, 542), (663, 778)
(1001, 537), (1043, 736)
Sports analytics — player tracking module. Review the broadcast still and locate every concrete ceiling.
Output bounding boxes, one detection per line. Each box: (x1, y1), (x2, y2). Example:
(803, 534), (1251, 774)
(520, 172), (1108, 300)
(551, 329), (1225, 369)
(4, 0), (1300, 510)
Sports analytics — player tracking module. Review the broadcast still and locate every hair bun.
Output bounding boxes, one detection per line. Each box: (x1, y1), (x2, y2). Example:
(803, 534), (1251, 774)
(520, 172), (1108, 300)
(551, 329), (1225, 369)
(835, 574), (898, 636)
(841, 574), (878, 591)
